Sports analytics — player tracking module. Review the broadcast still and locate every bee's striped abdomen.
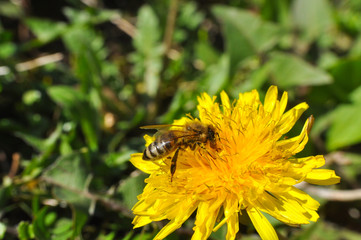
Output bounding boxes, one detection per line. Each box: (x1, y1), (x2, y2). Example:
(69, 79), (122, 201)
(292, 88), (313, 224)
(143, 132), (176, 160)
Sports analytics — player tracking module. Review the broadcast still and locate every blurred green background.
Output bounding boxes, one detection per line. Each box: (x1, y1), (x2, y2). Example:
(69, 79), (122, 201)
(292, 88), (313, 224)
(1, 0), (360, 239)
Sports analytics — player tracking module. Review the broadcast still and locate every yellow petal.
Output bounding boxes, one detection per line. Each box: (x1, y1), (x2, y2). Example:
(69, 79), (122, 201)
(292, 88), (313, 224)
(277, 102), (309, 134)
(264, 85), (278, 113)
(213, 195), (239, 232)
(226, 212), (239, 240)
(197, 92), (217, 112)
(198, 92), (220, 123)
(256, 191), (315, 225)
(173, 117), (189, 126)
(223, 196), (240, 240)
(287, 187), (320, 211)
(129, 153), (160, 174)
(221, 91), (231, 109)
(274, 188), (320, 222)
(192, 196), (225, 240)
(283, 155), (326, 182)
(237, 89), (260, 110)
(197, 92), (214, 107)
(291, 155), (325, 168)
(276, 118), (311, 154)
(221, 91), (231, 116)
(132, 215), (152, 228)
(144, 134), (155, 146)
(279, 91), (288, 116)
(247, 207), (278, 240)
(305, 169), (341, 185)
(154, 201), (198, 240)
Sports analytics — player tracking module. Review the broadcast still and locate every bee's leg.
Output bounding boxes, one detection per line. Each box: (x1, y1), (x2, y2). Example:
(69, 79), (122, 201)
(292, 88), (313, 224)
(170, 148), (180, 182)
(197, 143), (217, 160)
(195, 143), (205, 155)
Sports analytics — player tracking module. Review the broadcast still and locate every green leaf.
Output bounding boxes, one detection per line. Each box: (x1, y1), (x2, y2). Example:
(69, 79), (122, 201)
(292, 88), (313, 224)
(0, 1), (23, 18)
(97, 231), (117, 240)
(131, 233), (154, 240)
(209, 223), (227, 240)
(133, 5), (161, 55)
(15, 123), (62, 153)
(48, 86), (99, 151)
(212, 5), (280, 75)
(62, 26), (105, 92)
(238, 63), (271, 94)
(194, 39), (220, 68)
(268, 52), (333, 88)
(72, 209), (88, 239)
(309, 111), (333, 139)
(200, 54), (229, 95)
(121, 232), (133, 240)
(51, 218), (73, 240)
(132, 5), (164, 97)
(350, 85), (361, 103)
(0, 222), (6, 239)
(328, 56), (361, 99)
(104, 150), (135, 168)
(33, 208), (51, 240)
(291, 0), (334, 40)
(43, 152), (91, 211)
(295, 221), (322, 240)
(48, 85), (84, 110)
(178, 2), (204, 30)
(22, 90), (42, 105)
(260, 0), (290, 26)
(118, 173), (147, 209)
(250, 63), (271, 89)
(44, 212), (57, 226)
(32, 209), (80, 240)
(26, 18), (66, 43)
(341, 152), (361, 181)
(63, 7), (117, 25)
(158, 90), (197, 123)
(350, 33), (361, 57)
(327, 104), (361, 150)
(0, 42), (16, 59)
(0, 185), (11, 209)
(18, 221), (35, 240)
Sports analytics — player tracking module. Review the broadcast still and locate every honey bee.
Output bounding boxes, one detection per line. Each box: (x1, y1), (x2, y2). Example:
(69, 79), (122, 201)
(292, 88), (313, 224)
(141, 121), (218, 181)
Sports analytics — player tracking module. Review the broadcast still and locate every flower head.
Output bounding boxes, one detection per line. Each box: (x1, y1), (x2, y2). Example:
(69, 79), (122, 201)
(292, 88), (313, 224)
(130, 86), (340, 240)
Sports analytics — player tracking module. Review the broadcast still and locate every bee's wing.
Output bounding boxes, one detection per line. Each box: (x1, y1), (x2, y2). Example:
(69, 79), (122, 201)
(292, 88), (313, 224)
(140, 124), (184, 131)
(140, 124), (186, 139)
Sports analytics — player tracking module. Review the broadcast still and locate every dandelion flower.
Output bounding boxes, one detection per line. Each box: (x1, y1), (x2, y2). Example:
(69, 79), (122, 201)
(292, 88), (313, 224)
(130, 86), (340, 240)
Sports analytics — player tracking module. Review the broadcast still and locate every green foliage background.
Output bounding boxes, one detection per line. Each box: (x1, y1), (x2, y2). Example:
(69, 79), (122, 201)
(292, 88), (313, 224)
(1, 0), (360, 239)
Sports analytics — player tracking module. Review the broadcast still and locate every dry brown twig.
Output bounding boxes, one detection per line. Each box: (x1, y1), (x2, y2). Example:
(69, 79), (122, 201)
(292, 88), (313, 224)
(110, 11), (181, 60)
(8, 153), (20, 179)
(297, 181), (361, 202)
(304, 185), (361, 202)
(110, 15), (137, 38)
(163, 0), (179, 55)
(325, 151), (352, 165)
(0, 52), (64, 76)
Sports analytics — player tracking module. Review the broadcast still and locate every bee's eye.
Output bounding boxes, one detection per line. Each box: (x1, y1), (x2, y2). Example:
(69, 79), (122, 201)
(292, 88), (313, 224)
(208, 128), (215, 138)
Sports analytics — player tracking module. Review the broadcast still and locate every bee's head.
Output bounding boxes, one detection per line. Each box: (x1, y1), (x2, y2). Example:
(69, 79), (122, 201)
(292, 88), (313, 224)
(207, 125), (219, 150)
(207, 125), (216, 140)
